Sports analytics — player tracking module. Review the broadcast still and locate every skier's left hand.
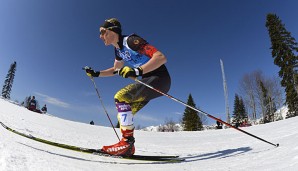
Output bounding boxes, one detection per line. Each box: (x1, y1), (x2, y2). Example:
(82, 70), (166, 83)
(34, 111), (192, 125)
(84, 66), (100, 77)
(118, 66), (143, 78)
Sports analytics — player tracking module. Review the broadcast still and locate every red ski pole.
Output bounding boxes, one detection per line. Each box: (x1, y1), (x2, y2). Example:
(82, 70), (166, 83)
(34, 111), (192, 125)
(133, 78), (279, 147)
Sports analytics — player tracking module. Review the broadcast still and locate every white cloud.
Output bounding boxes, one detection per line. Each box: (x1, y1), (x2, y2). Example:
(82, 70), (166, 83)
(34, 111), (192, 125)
(34, 92), (70, 108)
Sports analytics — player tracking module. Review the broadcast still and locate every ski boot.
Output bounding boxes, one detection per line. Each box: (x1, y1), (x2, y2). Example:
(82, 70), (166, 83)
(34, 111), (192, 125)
(101, 129), (135, 157)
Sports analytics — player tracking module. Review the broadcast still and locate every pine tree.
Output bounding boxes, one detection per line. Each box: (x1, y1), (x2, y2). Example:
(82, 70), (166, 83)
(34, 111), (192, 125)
(239, 97), (247, 120)
(294, 64), (298, 93)
(232, 94), (241, 124)
(2, 61), (17, 99)
(266, 13), (298, 118)
(232, 94), (247, 126)
(182, 94), (203, 131)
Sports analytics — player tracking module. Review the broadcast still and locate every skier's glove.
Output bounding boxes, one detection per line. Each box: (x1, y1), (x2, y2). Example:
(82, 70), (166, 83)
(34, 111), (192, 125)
(118, 66), (143, 78)
(84, 66), (100, 77)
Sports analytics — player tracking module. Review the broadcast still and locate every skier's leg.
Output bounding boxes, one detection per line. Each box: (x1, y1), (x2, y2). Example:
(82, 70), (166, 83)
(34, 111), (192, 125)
(102, 75), (170, 156)
(101, 82), (148, 156)
(101, 102), (136, 156)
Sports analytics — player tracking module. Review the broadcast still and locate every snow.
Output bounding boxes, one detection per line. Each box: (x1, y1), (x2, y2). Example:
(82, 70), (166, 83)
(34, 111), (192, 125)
(0, 98), (298, 171)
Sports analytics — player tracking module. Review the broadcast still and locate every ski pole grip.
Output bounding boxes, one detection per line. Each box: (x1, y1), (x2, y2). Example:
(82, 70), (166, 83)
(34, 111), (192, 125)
(82, 66), (92, 71)
(82, 66), (94, 78)
(113, 70), (136, 80)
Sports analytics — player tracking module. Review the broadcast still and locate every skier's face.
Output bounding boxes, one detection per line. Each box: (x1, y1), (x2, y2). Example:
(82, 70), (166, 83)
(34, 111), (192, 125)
(99, 27), (117, 46)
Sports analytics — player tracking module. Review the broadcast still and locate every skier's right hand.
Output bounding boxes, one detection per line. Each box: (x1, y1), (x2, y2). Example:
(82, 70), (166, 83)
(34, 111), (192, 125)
(84, 66), (100, 77)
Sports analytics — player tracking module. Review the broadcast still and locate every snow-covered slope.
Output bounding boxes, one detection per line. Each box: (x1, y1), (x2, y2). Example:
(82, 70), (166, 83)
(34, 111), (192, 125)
(0, 98), (297, 171)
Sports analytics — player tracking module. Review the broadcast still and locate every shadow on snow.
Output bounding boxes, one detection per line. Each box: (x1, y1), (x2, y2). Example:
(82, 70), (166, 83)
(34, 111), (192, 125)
(182, 147), (252, 162)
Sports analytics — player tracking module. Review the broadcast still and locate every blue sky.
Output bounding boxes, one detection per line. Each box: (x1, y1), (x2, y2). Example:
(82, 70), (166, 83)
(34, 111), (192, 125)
(1, 0), (298, 127)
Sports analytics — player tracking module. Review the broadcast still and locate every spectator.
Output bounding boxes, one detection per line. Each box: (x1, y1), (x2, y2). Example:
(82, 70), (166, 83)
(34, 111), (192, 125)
(41, 104), (47, 114)
(90, 120), (94, 125)
(28, 96), (37, 111)
(235, 122), (240, 128)
(216, 120), (223, 129)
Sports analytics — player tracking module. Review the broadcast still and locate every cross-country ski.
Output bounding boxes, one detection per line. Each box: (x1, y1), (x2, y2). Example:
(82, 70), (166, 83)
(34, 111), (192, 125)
(0, 121), (183, 162)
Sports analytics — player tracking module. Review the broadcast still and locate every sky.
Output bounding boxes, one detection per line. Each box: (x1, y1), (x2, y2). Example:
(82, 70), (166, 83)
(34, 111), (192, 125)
(1, 98), (297, 171)
(1, 0), (298, 127)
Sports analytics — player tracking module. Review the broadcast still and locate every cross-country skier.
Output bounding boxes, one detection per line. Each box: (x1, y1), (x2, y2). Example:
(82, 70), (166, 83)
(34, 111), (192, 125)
(85, 18), (171, 156)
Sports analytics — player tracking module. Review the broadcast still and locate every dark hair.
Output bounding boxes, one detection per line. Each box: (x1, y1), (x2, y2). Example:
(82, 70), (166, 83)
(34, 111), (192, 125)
(101, 18), (122, 35)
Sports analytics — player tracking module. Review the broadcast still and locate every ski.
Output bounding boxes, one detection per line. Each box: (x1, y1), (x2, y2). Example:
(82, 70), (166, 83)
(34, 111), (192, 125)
(90, 150), (184, 162)
(0, 121), (184, 162)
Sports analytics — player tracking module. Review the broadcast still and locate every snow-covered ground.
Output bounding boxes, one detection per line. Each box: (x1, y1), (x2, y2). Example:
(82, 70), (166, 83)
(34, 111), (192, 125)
(0, 98), (297, 171)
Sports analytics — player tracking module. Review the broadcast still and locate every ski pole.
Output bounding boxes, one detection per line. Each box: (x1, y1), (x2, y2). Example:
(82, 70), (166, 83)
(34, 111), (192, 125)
(133, 77), (279, 147)
(83, 68), (120, 141)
